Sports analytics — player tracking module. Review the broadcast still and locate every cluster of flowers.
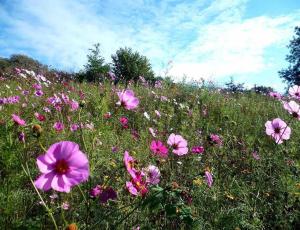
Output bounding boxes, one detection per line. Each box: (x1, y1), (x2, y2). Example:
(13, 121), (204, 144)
(0, 95), (20, 105)
(124, 151), (160, 196)
(47, 93), (79, 112)
(266, 85), (300, 144)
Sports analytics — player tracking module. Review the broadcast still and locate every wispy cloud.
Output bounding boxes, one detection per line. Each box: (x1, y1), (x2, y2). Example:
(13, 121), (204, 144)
(0, 0), (299, 90)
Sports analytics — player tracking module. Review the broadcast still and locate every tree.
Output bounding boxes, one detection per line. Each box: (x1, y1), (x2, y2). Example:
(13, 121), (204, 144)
(111, 47), (155, 84)
(279, 26), (300, 86)
(225, 77), (244, 93)
(251, 85), (274, 94)
(83, 43), (110, 82)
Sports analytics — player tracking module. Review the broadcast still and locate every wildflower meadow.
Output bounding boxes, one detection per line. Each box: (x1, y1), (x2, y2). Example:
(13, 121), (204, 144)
(0, 68), (299, 229)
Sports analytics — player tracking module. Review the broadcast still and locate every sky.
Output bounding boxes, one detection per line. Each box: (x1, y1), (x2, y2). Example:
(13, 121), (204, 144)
(0, 0), (299, 91)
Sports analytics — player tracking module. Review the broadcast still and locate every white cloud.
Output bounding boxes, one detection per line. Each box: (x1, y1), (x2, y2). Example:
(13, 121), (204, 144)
(0, 0), (299, 92)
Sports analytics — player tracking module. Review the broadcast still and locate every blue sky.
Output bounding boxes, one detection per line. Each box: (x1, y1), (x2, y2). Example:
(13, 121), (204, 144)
(0, 0), (299, 91)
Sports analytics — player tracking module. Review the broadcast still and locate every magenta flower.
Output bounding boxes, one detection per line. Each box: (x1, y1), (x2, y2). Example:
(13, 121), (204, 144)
(34, 112), (46, 122)
(116, 90), (139, 110)
(205, 171), (213, 188)
(167, 133), (188, 156)
(289, 85), (300, 99)
(90, 185), (102, 198)
(53, 121), (64, 132)
(283, 101), (300, 120)
(191, 146), (204, 154)
(34, 90), (44, 97)
(126, 172), (148, 197)
(119, 116), (128, 127)
(99, 187), (117, 203)
(12, 114), (26, 126)
(18, 131), (25, 142)
(34, 141), (89, 192)
(209, 134), (223, 146)
(265, 118), (291, 144)
(144, 165), (160, 185)
(150, 140), (168, 158)
(70, 124), (79, 132)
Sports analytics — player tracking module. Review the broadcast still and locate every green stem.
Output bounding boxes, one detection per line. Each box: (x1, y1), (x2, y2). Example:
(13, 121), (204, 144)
(22, 163), (58, 230)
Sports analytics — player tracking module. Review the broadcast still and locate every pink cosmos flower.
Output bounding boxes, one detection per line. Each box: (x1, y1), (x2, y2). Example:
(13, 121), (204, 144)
(167, 133), (188, 156)
(70, 124), (79, 132)
(265, 118), (291, 144)
(12, 114), (26, 126)
(126, 172), (148, 197)
(33, 83), (42, 90)
(119, 116), (128, 128)
(69, 100), (79, 111)
(18, 132), (25, 142)
(124, 151), (138, 179)
(143, 165), (160, 185)
(150, 140), (168, 158)
(209, 134), (223, 146)
(149, 127), (156, 137)
(103, 112), (111, 119)
(269, 92), (282, 100)
(289, 85), (300, 99)
(61, 201), (70, 210)
(90, 185), (102, 198)
(191, 146), (204, 154)
(155, 110), (161, 118)
(34, 112), (46, 122)
(252, 151), (260, 160)
(205, 171), (213, 188)
(116, 90), (139, 110)
(34, 90), (43, 97)
(53, 121), (64, 132)
(34, 141), (89, 192)
(283, 101), (300, 120)
(126, 181), (138, 196)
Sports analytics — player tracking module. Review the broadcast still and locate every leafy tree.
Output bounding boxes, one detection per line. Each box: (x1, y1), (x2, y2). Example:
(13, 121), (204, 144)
(251, 85), (274, 94)
(279, 26), (300, 86)
(0, 54), (47, 74)
(225, 77), (244, 92)
(83, 43), (110, 82)
(111, 47), (155, 84)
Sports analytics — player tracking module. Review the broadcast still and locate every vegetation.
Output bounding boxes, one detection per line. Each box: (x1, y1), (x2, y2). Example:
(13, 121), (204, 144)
(279, 26), (300, 86)
(0, 68), (299, 229)
(111, 47), (155, 84)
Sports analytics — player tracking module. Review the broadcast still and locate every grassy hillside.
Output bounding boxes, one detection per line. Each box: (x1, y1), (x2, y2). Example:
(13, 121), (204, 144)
(0, 70), (299, 229)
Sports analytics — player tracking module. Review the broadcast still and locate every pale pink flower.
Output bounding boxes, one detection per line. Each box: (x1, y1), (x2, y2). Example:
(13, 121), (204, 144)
(205, 171), (213, 188)
(155, 110), (161, 118)
(265, 118), (291, 144)
(143, 165), (160, 185)
(283, 101), (300, 120)
(167, 133), (188, 156)
(289, 85), (300, 99)
(269, 92), (282, 100)
(149, 127), (156, 137)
